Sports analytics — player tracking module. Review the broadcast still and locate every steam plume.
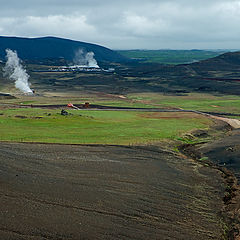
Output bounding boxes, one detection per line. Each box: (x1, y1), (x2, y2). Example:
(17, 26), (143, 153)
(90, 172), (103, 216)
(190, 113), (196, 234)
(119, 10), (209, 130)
(85, 52), (99, 68)
(73, 49), (99, 68)
(3, 49), (33, 94)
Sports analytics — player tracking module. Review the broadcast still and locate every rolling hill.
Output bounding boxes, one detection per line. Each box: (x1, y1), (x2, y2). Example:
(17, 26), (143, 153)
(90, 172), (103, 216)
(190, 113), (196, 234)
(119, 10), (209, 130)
(113, 51), (240, 94)
(0, 36), (128, 64)
(183, 51), (240, 73)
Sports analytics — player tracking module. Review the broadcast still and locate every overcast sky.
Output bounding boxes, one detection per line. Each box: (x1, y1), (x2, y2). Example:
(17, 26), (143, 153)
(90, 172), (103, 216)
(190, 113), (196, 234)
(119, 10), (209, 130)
(0, 0), (240, 49)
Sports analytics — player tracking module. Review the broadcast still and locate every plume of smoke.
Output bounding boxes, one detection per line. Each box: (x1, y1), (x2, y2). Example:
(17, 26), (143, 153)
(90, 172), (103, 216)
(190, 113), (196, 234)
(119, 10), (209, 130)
(73, 49), (86, 66)
(3, 49), (33, 94)
(73, 49), (99, 68)
(85, 52), (99, 68)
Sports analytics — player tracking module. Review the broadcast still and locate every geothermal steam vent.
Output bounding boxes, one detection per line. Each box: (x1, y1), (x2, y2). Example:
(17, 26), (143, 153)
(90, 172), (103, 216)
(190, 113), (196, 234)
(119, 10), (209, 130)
(73, 49), (99, 68)
(3, 49), (33, 94)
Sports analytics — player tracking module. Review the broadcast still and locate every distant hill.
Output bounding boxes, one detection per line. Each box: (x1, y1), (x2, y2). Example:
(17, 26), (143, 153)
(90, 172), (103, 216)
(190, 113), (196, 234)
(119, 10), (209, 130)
(114, 51), (240, 95)
(125, 51), (240, 77)
(183, 51), (240, 73)
(0, 36), (128, 64)
(170, 51), (240, 94)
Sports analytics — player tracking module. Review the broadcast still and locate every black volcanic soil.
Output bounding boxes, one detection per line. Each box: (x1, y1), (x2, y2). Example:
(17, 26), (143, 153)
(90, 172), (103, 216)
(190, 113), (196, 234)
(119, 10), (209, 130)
(0, 143), (227, 239)
(200, 129), (240, 183)
(179, 126), (240, 239)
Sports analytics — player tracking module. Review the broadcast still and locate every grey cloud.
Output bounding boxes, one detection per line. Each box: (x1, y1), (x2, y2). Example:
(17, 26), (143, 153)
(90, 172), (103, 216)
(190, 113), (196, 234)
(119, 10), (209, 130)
(0, 0), (240, 49)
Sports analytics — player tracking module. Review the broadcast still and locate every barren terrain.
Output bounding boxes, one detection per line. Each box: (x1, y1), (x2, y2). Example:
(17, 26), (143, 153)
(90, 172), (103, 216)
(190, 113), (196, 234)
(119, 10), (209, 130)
(0, 142), (226, 240)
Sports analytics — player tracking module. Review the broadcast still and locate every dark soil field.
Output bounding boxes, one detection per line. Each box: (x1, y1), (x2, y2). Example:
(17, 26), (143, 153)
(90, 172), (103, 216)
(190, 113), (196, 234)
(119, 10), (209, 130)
(200, 129), (240, 183)
(0, 142), (227, 240)
(179, 126), (240, 239)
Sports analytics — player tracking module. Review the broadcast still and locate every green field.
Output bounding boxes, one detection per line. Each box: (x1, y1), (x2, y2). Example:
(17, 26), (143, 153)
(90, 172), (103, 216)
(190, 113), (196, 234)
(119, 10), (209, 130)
(1, 91), (239, 145)
(4, 92), (240, 114)
(128, 93), (240, 114)
(117, 50), (225, 64)
(0, 108), (212, 145)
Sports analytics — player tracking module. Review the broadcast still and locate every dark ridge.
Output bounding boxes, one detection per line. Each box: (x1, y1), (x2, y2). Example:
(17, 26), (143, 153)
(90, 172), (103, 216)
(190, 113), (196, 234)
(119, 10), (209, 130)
(0, 36), (128, 63)
(185, 51), (240, 71)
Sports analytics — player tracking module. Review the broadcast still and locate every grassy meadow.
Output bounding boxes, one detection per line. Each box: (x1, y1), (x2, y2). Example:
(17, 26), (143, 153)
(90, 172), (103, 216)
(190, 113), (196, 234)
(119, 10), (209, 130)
(128, 92), (240, 114)
(1, 91), (239, 145)
(3, 91), (240, 113)
(0, 107), (212, 145)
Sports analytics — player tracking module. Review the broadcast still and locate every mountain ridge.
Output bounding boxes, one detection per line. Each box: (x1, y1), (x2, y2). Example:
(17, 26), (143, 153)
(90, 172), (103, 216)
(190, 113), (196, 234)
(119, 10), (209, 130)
(0, 36), (128, 64)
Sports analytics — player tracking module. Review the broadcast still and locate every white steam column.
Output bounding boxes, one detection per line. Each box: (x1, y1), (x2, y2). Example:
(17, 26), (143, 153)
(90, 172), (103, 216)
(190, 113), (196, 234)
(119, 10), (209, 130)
(85, 52), (99, 68)
(73, 49), (99, 68)
(3, 49), (33, 94)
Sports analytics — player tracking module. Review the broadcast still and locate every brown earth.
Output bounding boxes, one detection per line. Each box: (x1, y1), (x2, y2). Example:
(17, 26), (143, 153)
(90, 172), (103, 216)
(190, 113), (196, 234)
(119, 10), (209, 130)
(0, 143), (227, 240)
(138, 112), (204, 119)
(209, 116), (240, 129)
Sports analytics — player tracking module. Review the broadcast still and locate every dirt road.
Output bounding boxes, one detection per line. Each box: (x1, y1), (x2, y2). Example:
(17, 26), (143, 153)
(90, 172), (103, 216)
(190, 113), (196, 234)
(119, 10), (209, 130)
(0, 143), (226, 239)
(209, 115), (240, 129)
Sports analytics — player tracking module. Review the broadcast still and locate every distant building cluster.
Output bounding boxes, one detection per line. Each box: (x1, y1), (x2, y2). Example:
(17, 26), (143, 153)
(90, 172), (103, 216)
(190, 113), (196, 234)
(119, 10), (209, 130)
(48, 65), (115, 73)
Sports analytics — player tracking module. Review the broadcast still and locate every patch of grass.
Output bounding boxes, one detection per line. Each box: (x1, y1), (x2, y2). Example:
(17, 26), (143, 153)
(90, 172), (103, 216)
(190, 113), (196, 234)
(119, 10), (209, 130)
(0, 108), (212, 145)
(128, 93), (240, 114)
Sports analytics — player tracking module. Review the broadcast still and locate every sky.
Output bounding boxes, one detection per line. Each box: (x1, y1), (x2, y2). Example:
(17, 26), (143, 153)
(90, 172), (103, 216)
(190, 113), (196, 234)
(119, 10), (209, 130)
(0, 0), (240, 50)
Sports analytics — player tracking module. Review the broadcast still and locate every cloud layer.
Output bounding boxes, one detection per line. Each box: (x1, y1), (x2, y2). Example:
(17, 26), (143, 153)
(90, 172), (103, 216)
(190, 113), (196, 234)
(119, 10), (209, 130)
(1, 0), (240, 49)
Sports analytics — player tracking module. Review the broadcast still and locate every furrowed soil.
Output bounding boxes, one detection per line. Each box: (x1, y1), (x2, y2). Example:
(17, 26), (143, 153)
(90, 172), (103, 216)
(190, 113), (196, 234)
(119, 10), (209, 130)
(0, 142), (227, 239)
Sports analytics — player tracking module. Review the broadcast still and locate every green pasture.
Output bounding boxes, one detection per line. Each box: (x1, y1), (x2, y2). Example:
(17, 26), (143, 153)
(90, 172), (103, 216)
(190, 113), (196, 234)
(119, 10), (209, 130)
(5, 92), (240, 114)
(0, 108), (212, 145)
(128, 93), (240, 114)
